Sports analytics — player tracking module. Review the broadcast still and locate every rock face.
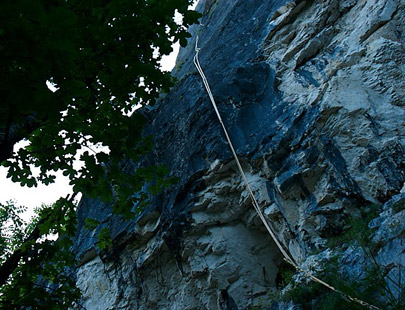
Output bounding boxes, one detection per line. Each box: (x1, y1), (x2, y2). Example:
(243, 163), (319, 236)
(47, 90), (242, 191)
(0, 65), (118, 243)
(74, 0), (405, 309)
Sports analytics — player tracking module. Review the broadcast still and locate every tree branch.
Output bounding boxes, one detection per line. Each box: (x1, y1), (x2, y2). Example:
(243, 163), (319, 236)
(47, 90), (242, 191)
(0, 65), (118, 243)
(0, 194), (77, 288)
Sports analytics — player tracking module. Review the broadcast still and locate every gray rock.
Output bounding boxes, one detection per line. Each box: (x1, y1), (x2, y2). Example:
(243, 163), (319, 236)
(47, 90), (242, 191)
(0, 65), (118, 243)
(74, 0), (405, 309)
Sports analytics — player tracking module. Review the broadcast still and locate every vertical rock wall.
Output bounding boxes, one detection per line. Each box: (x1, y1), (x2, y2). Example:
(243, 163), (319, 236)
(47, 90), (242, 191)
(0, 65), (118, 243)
(74, 0), (405, 309)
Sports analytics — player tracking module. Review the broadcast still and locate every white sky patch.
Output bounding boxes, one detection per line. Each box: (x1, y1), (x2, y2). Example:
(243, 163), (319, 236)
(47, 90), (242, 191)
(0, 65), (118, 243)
(0, 141), (75, 221)
(160, 41), (180, 72)
(190, 0), (199, 10)
(0, 1), (200, 221)
(0, 167), (74, 221)
(160, 0), (199, 71)
(174, 10), (184, 25)
(46, 80), (59, 92)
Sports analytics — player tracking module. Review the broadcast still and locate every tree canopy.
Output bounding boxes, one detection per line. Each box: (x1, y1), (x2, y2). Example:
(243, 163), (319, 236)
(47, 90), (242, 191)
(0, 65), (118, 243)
(0, 0), (200, 308)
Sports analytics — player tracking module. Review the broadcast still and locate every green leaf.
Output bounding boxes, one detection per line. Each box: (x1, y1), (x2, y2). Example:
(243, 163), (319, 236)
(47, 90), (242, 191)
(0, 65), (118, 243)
(97, 227), (112, 251)
(180, 36), (188, 47)
(38, 221), (52, 236)
(183, 10), (202, 24)
(84, 218), (100, 230)
(0, 0), (199, 305)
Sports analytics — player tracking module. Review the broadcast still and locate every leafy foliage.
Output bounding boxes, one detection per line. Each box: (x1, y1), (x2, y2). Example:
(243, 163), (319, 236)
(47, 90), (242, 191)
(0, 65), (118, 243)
(96, 227), (112, 251)
(0, 0), (200, 307)
(279, 258), (404, 310)
(0, 0), (199, 203)
(274, 205), (405, 310)
(0, 198), (81, 309)
(0, 202), (27, 262)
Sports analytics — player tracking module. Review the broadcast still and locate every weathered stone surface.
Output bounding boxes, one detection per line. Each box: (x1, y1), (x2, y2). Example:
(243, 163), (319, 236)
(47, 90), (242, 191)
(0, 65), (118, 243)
(74, 0), (405, 309)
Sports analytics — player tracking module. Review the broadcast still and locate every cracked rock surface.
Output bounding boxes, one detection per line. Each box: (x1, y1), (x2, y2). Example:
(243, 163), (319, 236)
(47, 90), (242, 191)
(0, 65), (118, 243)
(74, 0), (405, 309)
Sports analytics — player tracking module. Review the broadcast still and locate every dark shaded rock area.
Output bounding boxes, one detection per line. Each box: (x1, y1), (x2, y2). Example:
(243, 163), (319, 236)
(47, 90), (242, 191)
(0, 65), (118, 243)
(74, 0), (289, 264)
(74, 0), (405, 309)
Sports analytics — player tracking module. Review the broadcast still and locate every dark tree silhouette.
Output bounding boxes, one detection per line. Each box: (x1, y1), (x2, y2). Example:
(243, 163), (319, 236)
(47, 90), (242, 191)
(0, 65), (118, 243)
(0, 0), (200, 307)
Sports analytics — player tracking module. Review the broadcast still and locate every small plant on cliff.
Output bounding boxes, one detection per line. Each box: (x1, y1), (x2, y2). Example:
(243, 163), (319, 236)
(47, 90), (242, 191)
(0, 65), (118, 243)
(280, 256), (404, 309)
(275, 205), (405, 310)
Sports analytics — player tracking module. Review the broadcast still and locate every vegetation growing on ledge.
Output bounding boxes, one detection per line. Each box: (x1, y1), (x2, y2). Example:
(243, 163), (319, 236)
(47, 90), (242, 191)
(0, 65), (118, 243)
(270, 204), (405, 310)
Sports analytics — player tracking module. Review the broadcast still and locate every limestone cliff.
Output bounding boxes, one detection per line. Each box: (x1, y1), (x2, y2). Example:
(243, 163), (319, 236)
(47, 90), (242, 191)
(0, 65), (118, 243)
(73, 0), (405, 309)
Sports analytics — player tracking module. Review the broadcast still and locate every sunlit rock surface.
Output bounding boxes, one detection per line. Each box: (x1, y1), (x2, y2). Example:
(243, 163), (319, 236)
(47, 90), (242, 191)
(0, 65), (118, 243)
(74, 0), (405, 309)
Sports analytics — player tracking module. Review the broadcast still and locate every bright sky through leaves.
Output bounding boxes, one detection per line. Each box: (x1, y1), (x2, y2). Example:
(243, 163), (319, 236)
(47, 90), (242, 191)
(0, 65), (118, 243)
(0, 0), (199, 216)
